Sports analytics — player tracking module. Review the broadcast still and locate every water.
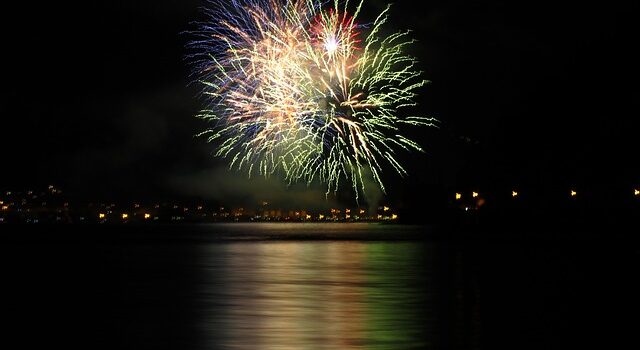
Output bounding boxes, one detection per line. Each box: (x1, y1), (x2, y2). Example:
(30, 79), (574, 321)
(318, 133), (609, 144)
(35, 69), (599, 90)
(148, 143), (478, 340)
(1, 223), (639, 349)
(198, 241), (430, 349)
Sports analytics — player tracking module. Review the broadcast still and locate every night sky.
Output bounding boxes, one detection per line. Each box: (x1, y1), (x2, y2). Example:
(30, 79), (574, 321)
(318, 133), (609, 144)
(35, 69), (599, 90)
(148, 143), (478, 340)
(1, 0), (638, 207)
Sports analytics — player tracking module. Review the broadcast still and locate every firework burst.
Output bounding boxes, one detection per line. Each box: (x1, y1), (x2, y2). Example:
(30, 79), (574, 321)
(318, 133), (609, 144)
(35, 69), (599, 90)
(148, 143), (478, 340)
(188, 0), (436, 200)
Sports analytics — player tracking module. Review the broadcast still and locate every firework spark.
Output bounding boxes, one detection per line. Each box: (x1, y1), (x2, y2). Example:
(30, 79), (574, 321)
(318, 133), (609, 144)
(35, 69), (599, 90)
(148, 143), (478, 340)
(188, 0), (436, 200)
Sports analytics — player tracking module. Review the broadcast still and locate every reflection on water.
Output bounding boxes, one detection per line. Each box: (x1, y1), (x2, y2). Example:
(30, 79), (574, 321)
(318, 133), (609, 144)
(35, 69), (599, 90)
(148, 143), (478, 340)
(4, 223), (640, 349)
(199, 241), (431, 349)
(3, 224), (482, 350)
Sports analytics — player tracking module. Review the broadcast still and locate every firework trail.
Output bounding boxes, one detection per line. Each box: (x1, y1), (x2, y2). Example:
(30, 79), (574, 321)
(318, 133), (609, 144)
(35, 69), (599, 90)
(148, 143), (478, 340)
(188, 0), (436, 200)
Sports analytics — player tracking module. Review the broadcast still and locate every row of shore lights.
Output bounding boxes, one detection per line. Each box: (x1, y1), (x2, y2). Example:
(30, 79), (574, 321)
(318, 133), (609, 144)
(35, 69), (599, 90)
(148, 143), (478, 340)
(97, 212), (396, 221)
(456, 189), (640, 200)
(98, 213), (152, 220)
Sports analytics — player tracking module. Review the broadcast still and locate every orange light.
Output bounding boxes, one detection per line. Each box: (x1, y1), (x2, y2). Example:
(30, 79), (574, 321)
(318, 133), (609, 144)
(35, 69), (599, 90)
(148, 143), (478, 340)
(391, 214), (398, 220)
(345, 214), (350, 219)
(122, 213), (129, 219)
(1, 205), (8, 211)
(455, 193), (462, 200)
(98, 213), (105, 219)
(512, 191), (518, 197)
(319, 214), (325, 220)
(570, 190), (577, 197)
(472, 192), (479, 198)
(635, 189), (639, 196)
(383, 206), (390, 212)
(305, 214), (311, 220)
(144, 213), (151, 219)
(359, 209), (365, 214)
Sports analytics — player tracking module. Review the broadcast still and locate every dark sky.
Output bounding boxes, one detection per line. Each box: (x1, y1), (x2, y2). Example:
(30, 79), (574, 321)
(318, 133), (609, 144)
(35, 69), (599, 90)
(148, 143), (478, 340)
(1, 0), (638, 205)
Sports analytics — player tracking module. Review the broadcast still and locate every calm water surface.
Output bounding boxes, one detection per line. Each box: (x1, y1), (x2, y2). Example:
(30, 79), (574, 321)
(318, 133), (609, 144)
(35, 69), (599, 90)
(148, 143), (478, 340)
(199, 240), (430, 349)
(2, 223), (639, 349)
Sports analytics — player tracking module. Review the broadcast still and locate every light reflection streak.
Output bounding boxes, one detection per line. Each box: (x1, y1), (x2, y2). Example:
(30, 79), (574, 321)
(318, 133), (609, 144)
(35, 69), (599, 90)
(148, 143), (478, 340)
(198, 240), (430, 349)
